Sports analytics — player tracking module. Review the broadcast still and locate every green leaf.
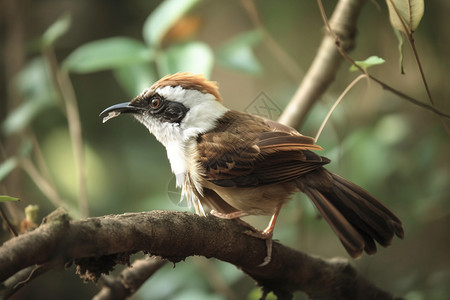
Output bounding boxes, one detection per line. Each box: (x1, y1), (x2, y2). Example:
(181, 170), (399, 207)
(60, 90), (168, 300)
(2, 99), (54, 135)
(386, 0), (424, 33)
(156, 41), (214, 77)
(217, 30), (263, 74)
(113, 63), (157, 97)
(349, 56), (385, 72)
(0, 157), (18, 182)
(143, 0), (200, 47)
(0, 195), (20, 203)
(62, 37), (153, 73)
(42, 12), (72, 47)
(2, 58), (56, 135)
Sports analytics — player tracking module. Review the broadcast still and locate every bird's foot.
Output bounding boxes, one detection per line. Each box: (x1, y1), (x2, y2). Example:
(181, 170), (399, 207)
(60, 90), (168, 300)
(210, 210), (274, 267)
(244, 229), (274, 267)
(210, 210), (249, 219)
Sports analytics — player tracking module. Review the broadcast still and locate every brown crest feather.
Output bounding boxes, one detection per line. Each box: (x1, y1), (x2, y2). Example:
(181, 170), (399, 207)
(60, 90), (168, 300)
(150, 72), (222, 102)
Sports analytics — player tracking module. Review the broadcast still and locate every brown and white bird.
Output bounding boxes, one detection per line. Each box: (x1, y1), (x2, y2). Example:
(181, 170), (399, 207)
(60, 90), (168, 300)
(101, 72), (404, 264)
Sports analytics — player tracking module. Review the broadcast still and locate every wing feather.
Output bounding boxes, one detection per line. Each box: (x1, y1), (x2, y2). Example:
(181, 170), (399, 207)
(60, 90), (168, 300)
(197, 110), (329, 187)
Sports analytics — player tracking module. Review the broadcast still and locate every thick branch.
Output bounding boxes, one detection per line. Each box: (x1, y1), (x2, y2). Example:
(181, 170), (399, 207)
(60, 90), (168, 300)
(279, 0), (365, 128)
(0, 210), (400, 300)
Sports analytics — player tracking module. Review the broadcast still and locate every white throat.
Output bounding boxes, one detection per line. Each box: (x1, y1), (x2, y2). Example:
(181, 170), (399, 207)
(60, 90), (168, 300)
(134, 86), (229, 186)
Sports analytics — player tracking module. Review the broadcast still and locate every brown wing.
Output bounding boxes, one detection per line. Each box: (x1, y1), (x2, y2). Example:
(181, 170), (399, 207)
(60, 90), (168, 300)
(197, 110), (329, 187)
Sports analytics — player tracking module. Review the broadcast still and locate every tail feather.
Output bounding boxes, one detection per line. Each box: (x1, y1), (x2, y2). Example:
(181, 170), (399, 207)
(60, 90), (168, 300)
(299, 169), (404, 258)
(331, 173), (404, 239)
(333, 174), (403, 226)
(330, 180), (395, 246)
(303, 187), (366, 257)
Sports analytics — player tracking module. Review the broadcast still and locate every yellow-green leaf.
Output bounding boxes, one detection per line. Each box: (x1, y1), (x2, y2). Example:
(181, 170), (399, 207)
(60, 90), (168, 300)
(350, 56), (385, 72)
(386, 0), (424, 33)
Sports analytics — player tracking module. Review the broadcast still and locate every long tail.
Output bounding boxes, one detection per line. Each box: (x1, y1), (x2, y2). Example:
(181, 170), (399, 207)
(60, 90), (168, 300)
(298, 168), (404, 258)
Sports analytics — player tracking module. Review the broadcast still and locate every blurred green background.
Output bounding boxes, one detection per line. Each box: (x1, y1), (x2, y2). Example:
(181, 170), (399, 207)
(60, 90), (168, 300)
(0, 0), (449, 299)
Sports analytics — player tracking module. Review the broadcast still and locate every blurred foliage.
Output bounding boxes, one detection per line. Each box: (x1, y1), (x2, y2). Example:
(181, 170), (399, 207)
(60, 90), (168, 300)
(63, 37), (154, 73)
(0, 0), (449, 300)
(217, 30), (263, 74)
(2, 58), (56, 135)
(41, 12), (72, 48)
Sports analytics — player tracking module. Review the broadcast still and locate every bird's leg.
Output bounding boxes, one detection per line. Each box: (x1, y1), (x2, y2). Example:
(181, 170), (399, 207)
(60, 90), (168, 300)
(263, 203), (283, 236)
(210, 205), (282, 267)
(210, 210), (260, 230)
(242, 203), (282, 267)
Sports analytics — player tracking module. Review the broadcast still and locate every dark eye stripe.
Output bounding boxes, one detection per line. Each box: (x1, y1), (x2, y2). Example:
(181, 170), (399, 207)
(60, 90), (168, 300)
(152, 100), (189, 124)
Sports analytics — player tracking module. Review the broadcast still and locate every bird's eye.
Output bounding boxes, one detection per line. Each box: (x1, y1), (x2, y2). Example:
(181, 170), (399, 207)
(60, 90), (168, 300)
(150, 97), (162, 109)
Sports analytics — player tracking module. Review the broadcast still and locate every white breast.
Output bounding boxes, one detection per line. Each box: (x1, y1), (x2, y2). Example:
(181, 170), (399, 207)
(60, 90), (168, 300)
(135, 85), (230, 215)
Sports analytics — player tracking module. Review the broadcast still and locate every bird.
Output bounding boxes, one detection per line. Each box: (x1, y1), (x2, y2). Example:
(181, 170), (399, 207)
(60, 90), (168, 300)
(100, 72), (404, 265)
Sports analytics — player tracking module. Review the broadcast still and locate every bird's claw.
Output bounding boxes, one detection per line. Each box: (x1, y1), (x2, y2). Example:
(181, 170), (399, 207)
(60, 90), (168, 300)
(243, 230), (273, 267)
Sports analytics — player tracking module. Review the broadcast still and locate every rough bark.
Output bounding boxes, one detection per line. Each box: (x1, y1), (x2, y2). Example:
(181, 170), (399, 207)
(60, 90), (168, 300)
(0, 209), (402, 300)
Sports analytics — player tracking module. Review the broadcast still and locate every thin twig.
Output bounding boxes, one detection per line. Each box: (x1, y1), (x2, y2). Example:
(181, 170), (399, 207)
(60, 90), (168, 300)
(315, 74), (367, 142)
(58, 70), (89, 217)
(240, 0), (303, 80)
(13, 265), (42, 289)
(317, 0), (450, 121)
(317, 0), (367, 76)
(0, 206), (18, 237)
(386, 0), (450, 135)
(43, 46), (89, 217)
(20, 158), (65, 208)
(2, 263), (54, 299)
(30, 133), (57, 191)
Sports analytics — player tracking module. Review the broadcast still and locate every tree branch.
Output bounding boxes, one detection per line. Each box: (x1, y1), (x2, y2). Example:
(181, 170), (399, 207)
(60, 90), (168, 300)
(0, 209), (402, 300)
(93, 257), (167, 300)
(279, 0), (365, 128)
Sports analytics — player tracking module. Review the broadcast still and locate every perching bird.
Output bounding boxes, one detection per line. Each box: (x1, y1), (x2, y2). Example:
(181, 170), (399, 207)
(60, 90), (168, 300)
(101, 72), (404, 265)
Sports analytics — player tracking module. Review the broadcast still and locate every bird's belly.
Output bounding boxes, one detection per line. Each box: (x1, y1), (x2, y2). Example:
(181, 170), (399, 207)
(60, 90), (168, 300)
(203, 181), (298, 215)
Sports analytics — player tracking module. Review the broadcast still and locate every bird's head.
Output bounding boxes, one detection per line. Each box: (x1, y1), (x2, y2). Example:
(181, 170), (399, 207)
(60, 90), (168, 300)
(100, 72), (229, 146)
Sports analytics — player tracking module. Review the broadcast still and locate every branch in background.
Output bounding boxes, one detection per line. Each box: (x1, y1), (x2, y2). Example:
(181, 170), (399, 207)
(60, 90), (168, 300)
(0, 209), (402, 300)
(278, 0), (365, 129)
(240, 0), (304, 81)
(316, 0), (450, 124)
(43, 46), (89, 217)
(20, 158), (65, 208)
(0, 206), (18, 237)
(279, 0), (449, 133)
(1, 263), (54, 299)
(93, 257), (167, 300)
(386, 0), (450, 135)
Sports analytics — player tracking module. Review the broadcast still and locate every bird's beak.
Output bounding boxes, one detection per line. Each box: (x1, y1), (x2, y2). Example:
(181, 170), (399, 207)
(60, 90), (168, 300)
(99, 102), (144, 123)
